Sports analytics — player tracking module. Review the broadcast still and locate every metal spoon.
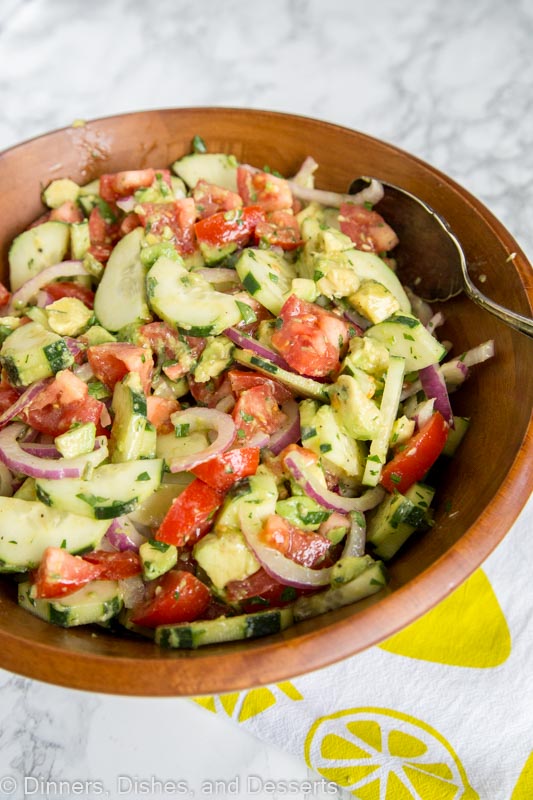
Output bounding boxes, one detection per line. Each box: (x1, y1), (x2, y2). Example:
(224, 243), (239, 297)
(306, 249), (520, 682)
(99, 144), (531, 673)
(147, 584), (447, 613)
(349, 178), (533, 338)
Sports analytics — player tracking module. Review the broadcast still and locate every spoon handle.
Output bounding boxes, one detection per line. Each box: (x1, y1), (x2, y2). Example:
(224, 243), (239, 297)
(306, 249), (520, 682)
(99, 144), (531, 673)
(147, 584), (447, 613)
(448, 229), (533, 338)
(463, 284), (533, 338)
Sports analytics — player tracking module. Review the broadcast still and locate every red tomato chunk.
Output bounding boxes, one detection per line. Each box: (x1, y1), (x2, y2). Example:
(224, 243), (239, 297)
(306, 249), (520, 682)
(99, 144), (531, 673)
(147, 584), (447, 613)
(130, 570), (210, 628)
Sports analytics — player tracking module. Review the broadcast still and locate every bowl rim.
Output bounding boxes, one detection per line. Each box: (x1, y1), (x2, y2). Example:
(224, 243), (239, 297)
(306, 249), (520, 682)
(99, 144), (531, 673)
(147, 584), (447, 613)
(0, 106), (532, 696)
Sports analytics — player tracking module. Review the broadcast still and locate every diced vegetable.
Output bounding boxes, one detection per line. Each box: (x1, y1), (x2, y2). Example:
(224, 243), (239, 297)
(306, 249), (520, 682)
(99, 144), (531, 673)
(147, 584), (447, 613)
(0, 145), (492, 648)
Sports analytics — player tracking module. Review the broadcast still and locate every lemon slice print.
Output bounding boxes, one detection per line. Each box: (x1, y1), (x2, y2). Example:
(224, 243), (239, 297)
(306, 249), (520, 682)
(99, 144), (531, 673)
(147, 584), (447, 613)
(194, 681), (303, 722)
(305, 707), (479, 799)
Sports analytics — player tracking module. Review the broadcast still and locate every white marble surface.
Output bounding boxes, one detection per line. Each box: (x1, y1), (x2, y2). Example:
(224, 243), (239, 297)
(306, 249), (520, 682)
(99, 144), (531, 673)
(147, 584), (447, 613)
(0, 1), (531, 798)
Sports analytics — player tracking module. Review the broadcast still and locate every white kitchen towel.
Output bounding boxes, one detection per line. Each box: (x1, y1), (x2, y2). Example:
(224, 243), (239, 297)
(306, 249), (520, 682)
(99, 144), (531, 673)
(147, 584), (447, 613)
(194, 502), (533, 800)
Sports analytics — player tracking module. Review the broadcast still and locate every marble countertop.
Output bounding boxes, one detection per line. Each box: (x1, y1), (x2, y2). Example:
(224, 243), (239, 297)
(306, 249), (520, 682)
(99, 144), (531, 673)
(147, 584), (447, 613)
(0, 1), (531, 798)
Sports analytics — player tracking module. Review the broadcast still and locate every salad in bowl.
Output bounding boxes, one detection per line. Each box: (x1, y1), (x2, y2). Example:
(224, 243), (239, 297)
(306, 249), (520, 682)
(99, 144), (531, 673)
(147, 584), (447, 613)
(0, 135), (493, 650)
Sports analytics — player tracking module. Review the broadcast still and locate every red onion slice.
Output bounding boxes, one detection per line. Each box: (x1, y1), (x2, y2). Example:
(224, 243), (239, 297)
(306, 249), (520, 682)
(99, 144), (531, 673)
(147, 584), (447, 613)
(20, 442), (61, 458)
(343, 511), (367, 558)
(426, 311), (445, 336)
(291, 156), (319, 188)
(105, 516), (147, 552)
(73, 362), (95, 382)
(400, 340), (493, 401)
(240, 520), (333, 588)
(224, 328), (294, 371)
(410, 398), (435, 430)
(288, 178), (384, 208)
(247, 430), (271, 448)
(36, 290), (54, 308)
(418, 364), (454, 427)
(8, 261), (88, 313)
(285, 450), (385, 514)
(240, 508), (368, 590)
(119, 575), (146, 608)
(116, 196), (136, 213)
(63, 337), (87, 360)
(458, 339), (495, 367)
(0, 378), (51, 429)
(0, 423), (108, 479)
(268, 400), (300, 455)
(168, 408), (236, 472)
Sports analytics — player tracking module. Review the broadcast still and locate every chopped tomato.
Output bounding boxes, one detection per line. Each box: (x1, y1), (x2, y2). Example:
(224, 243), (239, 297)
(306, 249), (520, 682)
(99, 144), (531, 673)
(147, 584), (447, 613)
(279, 443), (319, 471)
(30, 370), (86, 407)
(237, 166), (293, 211)
(230, 291), (272, 335)
(0, 282), (10, 307)
(118, 212), (142, 237)
(43, 281), (95, 309)
(225, 567), (299, 611)
(130, 570), (210, 628)
(136, 199), (196, 254)
(155, 478), (224, 547)
(191, 447), (260, 491)
(88, 206), (117, 262)
(381, 412), (449, 494)
(193, 179), (243, 219)
(271, 295), (349, 377)
(99, 168), (172, 203)
(193, 205), (265, 249)
(49, 201), (83, 224)
(21, 370), (107, 436)
(23, 394), (106, 436)
(23, 396), (106, 437)
(34, 547), (101, 598)
(339, 202), (399, 253)
(188, 373), (234, 408)
(0, 382), (19, 413)
(139, 322), (205, 380)
(82, 550), (141, 579)
(232, 384), (287, 445)
(146, 395), (180, 432)
(228, 369), (292, 404)
(87, 342), (153, 394)
(254, 210), (303, 250)
(260, 514), (331, 567)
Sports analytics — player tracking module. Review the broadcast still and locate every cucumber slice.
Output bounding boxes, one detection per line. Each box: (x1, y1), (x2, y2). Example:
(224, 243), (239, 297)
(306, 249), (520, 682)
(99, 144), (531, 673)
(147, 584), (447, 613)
(155, 607), (294, 649)
(233, 348), (329, 402)
(172, 152), (238, 191)
(70, 220), (90, 260)
(362, 355), (406, 486)
(9, 221), (70, 291)
(367, 482), (435, 560)
(235, 248), (295, 315)
(365, 313), (446, 372)
(0, 321), (74, 387)
(293, 558), (387, 621)
(109, 372), (150, 463)
(442, 416), (470, 457)
(93, 228), (151, 331)
(146, 256), (242, 336)
(18, 580), (123, 627)
(128, 475), (194, 528)
(344, 250), (411, 312)
(35, 459), (164, 520)
(0, 497), (107, 572)
(139, 539), (178, 581)
(42, 178), (80, 209)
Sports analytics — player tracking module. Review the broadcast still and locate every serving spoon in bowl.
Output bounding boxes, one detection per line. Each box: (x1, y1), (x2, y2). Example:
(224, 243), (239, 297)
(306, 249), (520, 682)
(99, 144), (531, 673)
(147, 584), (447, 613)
(349, 178), (533, 338)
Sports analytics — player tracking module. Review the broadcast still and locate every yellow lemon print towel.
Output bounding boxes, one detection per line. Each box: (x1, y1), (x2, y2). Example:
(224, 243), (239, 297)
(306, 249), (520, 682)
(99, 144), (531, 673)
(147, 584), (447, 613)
(194, 508), (532, 800)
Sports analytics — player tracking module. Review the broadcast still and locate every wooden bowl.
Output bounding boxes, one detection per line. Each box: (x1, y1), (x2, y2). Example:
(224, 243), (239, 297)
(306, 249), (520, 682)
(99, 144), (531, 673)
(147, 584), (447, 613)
(0, 108), (531, 696)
